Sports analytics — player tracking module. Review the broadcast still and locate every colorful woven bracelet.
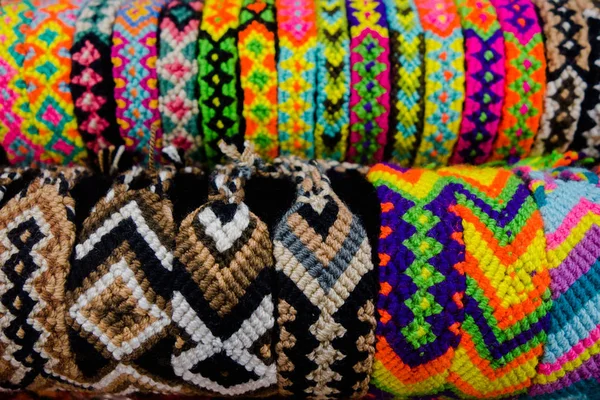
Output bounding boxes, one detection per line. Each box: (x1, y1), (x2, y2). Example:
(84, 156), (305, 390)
(570, 2), (600, 157)
(438, 166), (551, 398)
(367, 164), (466, 397)
(21, 0), (87, 166)
(450, 0), (506, 165)
(0, 1), (40, 165)
(384, 0), (425, 167)
(514, 168), (600, 398)
(314, 0), (351, 161)
(198, 0), (244, 164)
(413, 0), (465, 167)
(157, 0), (203, 163)
(238, 0), (278, 160)
(112, 0), (167, 164)
(272, 158), (375, 398)
(171, 162), (277, 396)
(71, 0), (125, 156)
(489, 0), (546, 162)
(346, 0), (391, 165)
(531, 0), (591, 155)
(276, 0), (318, 158)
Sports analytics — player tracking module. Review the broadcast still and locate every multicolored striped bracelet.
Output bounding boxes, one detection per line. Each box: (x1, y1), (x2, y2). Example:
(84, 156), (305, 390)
(0, 0), (38, 165)
(531, 0), (591, 155)
(276, 0), (318, 158)
(238, 0), (279, 160)
(22, 0), (87, 166)
(384, 0), (425, 167)
(71, 0), (125, 156)
(489, 0), (546, 162)
(346, 0), (391, 164)
(314, 0), (351, 161)
(451, 0), (506, 165)
(157, 0), (203, 163)
(413, 0), (465, 167)
(198, 0), (244, 163)
(112, 0), (167, 164)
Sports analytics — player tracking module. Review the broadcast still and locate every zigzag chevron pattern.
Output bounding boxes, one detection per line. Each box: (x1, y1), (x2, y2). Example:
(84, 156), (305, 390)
(516, 167), (600, 398)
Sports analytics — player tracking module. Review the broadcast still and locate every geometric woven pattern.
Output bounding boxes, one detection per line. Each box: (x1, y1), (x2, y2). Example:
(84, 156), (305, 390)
(346, 0), (391, 164)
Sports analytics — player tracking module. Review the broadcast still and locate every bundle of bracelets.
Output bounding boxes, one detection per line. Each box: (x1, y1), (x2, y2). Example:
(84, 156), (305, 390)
(413, 0), (465, 167)
(276, 0), (318, 158)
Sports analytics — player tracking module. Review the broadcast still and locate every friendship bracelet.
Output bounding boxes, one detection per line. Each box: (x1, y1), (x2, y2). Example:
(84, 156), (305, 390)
(384, 0), (425, 167)
(450, 0), (506, 165)
(276, 0), (318, 158)
(21, 0), (87, 166)
(489, 0), (546, 162)
(71, 0), (125, 156)
(531, 0), (591, 155)
(238, 0), (278, 160)
(0, 1), (40, 165)
(157, 0), (203, 163)
(368, 164), (466, 397)
(198, 0), (244, 164)
(413, 0), (465, 167)
(516, 168), (600, 398)
(346, 0), (391, 164)
(314, 0), (351, 161)
(570, 2), (600, 157)
(112, 0), (168, 164)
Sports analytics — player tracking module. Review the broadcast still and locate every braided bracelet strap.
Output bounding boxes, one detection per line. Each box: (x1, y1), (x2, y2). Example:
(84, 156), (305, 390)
(238, 0), (279, 160)
(157, 0), (203, 163)
(489, 0), (546, 162)
(314, 0), (351, 161)
(274, 158), (376, 397)
(22, 0), (87, 166)
(112, 0), (167, 164)
(276, 0), (318, 158)
(384, 0), (425, 166)
(516, 167), (600, 398)
(71, 0), (125, 155)
(0, 1), (39, 165)
(570, 2), (600, 157)
(531, 0), (591, 155)
(367, 164), (466, 397)
(451, 0), (506, 165)
(346, 0), (391, 164)
(413, 0), (465, 167)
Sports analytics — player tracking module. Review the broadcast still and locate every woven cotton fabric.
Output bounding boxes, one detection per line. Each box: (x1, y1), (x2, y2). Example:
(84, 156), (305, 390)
(71, 0), (125, 155)
(413, 0), (465, 167)
(346, 0), (391, 165)
(21, 0), (87, 166)
(112, 0), (168, 164)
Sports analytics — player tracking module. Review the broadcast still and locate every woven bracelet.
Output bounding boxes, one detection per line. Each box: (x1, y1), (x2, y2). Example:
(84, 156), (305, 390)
(570, 2), (600, 157)
(450, 0), (506, 165)
(112, 0), (168, 164)
(71, 0), (125, 156)
(270, 158), (375, 398)
(314, 0), (351, 161)
(0, 1), (40, 165)
(21, 0), (87, 166)
(157, 0), (203, 163)
(489, 0), (546, 162)
(531, 0), (591, 155)
(367, 164), (466, 397)
(171, 159), (277, 396)
(384, 0), (425, 167)
(413, 0), (465, 167)
(276, 0), (318, 158)
(516, 167), (600, 398)
(238, 0), (278, 160)
(346, 0), (391, 165)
